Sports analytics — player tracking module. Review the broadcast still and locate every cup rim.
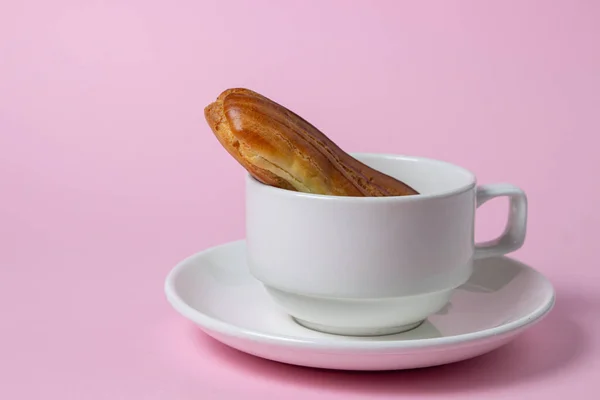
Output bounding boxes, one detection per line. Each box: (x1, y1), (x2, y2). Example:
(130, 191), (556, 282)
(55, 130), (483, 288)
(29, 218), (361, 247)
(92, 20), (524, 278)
(246, 152), (477, 202)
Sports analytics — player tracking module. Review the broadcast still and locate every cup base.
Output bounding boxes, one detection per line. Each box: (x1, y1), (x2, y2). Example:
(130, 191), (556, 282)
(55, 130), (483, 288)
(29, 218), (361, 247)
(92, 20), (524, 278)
(263, 285), (454, 338)
(294, 317), (424, 337)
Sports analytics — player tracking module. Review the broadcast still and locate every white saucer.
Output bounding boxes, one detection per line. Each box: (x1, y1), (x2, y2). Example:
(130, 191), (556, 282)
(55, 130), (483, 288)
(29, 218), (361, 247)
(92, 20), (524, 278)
(164, 240), (555, 371)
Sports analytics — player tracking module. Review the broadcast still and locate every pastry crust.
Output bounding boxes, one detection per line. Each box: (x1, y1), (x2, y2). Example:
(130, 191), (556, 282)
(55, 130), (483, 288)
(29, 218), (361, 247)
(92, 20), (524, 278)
(204, 88), (418, 197)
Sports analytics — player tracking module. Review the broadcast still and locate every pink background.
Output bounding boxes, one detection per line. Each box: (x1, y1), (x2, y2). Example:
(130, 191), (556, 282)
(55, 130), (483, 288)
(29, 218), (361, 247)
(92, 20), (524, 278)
(1, 0), (599, 398)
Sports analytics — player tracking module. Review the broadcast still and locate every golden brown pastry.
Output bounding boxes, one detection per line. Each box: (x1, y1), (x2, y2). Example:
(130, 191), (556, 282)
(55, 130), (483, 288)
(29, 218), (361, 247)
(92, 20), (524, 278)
(204, 88), (418, 197)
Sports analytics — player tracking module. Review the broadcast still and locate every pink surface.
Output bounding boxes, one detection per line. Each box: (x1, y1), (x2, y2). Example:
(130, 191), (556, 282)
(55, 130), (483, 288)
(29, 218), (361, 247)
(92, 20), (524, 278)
(1, 1), (598, 398)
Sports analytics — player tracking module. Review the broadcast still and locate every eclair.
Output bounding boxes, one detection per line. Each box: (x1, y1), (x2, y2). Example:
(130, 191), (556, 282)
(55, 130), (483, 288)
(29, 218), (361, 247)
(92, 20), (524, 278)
(204, 88), (418, 197)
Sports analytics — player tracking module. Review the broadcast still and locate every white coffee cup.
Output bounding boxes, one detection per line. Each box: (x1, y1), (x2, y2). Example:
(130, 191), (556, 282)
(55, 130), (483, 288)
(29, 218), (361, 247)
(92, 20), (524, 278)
(245, 153), (527, 336)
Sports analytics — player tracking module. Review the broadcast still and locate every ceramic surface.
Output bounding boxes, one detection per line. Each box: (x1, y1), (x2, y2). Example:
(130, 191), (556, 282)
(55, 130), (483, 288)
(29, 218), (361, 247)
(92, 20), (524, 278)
(165, 241), (554, 371)
(246, 153), (528, 335)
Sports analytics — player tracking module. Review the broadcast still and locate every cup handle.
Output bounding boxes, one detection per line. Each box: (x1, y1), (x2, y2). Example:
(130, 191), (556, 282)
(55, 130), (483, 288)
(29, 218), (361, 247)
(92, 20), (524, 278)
(474, 183), (528, 260)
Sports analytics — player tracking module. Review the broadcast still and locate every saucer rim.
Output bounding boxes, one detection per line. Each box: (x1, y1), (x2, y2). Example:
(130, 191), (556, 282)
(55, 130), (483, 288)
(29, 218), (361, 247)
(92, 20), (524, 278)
(164, 239), (556, 351)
